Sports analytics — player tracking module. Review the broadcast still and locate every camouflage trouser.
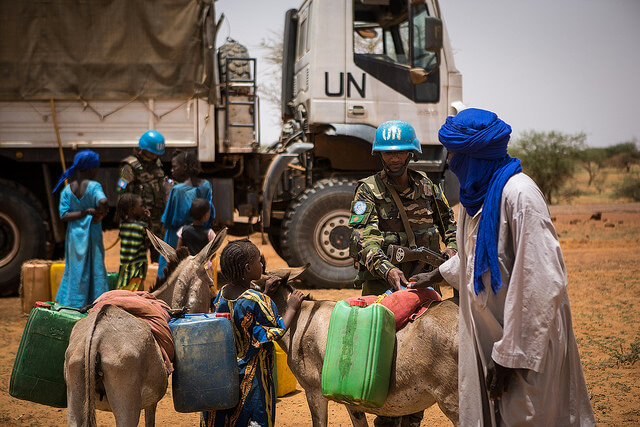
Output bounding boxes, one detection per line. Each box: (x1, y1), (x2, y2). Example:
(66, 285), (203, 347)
(373, 411), (424, 427)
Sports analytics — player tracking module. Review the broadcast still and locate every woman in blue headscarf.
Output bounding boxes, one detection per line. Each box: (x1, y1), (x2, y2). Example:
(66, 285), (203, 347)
(54, 150), (109, 308)
(410, 109), (595, 426)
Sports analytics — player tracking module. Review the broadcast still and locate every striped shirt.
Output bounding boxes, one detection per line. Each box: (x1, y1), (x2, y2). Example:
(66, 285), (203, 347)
(117, 222), (148, 290)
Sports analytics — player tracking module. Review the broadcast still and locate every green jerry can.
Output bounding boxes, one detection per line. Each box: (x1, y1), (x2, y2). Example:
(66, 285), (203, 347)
(10, 301), (87, 407)
(321, 298), (395, 408)
(107, 272), (118, 290)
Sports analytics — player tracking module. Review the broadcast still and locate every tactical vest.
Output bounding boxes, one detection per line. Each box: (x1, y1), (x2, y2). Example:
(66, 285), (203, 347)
(121, 155), (165, 213)
(359, 169), (443, 252)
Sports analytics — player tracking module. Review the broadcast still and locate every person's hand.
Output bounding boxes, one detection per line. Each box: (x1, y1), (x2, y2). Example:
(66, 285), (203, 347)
(408, 269), (443, 289)
(386, 268), (409, 291)
(83, 208), (97, 217)
(486, 359), (516, 401)
(287, 289), (305, 312)
(163, 176), (174, 195)
(264, 275), (280, 295)
(443, 248), (457, 259)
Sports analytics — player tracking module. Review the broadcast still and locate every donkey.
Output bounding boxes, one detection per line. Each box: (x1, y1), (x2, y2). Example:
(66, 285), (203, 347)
(148, 228), (227, 312)
(64, 229), (227, 426)
(262, 279), (460, 426)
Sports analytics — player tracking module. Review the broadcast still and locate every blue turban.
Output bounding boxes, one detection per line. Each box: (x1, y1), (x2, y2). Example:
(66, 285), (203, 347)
(53, 150), (100, 193)
(439, 108), (522, 295)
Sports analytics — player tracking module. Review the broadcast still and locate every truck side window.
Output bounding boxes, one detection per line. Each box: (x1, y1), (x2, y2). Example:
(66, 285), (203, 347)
(297, 17), (308, 59)
(411, 4), (437, 72)
(411, 3), (439, 102)
(296, 2), (313, 59)
(353, 0), (440, 104)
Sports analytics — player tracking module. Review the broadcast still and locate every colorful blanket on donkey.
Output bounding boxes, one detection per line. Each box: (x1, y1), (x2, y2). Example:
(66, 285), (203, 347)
(90, 290), (175, 374)
(345, 288), (442, 331)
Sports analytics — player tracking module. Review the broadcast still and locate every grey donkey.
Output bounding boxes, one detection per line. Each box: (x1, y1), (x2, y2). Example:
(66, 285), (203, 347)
(64, 229), (227, 426)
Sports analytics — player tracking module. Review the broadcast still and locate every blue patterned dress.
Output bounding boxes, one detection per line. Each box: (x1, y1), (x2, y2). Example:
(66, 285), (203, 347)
(202, 287), (286, 427)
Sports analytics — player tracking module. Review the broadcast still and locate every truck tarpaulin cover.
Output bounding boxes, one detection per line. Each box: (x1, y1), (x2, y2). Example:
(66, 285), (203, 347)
(0, 0), (210, 101)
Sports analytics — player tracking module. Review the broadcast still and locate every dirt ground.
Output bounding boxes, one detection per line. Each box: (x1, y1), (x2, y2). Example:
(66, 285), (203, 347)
(1, 202), (639, 426)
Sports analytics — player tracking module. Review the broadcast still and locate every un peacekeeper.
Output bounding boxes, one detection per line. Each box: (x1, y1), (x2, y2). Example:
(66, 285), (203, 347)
(117, 130), (168, 261)
(349, 120), (457, 426)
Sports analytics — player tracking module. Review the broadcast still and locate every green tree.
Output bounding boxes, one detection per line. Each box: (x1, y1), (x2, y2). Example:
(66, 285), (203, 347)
(509, 131), (586, 204)
(615, 173), (640, 201)
(603, 139), (640, 172)
(579, 147), (606, 186)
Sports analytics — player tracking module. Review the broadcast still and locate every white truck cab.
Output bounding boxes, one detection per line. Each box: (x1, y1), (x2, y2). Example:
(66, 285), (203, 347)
(270, 0), (463, 287)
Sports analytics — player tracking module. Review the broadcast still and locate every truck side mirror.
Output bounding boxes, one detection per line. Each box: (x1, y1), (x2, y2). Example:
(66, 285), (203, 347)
(410, 68), (428, 85)
(424, 16), (443, 52)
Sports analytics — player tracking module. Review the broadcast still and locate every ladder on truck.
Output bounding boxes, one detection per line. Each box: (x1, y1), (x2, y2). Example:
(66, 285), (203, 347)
(221, 57), (260, 153)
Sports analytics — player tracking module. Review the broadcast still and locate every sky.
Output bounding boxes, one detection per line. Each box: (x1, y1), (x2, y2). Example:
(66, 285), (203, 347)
(215, 0), (640, 148)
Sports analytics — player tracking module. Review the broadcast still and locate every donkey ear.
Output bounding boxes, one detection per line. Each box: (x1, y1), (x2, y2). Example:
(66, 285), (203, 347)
(195, 227), (227, 265)
(265, 263), (310, 282)
(146, 228), (177, 263)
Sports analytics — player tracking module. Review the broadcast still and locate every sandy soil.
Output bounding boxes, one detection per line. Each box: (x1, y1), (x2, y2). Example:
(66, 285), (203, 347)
(1, 203), (639, 426)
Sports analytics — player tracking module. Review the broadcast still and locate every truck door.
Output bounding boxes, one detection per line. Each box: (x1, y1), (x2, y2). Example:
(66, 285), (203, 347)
(347, 0), (443, 145)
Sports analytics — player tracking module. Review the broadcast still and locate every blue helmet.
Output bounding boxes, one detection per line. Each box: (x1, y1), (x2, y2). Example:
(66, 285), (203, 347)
(138, 130), (165, 155)
(372, 120), (422, 154)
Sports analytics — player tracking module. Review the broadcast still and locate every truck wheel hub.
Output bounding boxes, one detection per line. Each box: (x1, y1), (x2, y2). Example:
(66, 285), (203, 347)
(315, 210), (351, 266)
(0, 213), (19, 268)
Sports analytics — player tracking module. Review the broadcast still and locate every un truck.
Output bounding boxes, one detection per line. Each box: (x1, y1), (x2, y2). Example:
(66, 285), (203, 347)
(0, 0), (462, 295)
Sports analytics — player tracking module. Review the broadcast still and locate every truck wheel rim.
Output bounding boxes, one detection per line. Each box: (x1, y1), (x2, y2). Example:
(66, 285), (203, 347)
(314, 210), (352, 266)
(0, 212), (20, 268)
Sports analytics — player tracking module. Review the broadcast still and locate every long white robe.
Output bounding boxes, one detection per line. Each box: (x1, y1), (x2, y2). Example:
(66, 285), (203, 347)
(440, 173), (595, 426)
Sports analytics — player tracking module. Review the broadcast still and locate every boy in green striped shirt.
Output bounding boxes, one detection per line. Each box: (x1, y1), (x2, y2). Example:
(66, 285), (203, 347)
(116, 194), (149, 290)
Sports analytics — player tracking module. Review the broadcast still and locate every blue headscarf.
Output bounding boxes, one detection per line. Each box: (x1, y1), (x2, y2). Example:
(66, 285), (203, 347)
(53, 150), (100, 193)
(439, 108), (522, 295)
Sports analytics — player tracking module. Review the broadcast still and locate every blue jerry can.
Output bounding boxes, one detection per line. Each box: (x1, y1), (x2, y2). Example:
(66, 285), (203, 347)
(169, 313), (239, 412)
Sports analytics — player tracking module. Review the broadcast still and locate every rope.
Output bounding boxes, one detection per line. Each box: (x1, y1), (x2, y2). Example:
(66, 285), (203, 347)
(50, 99), (67, 176)
(104, 237), (120, 251)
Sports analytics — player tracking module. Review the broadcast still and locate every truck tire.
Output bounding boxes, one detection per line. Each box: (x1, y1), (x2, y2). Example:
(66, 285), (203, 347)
(267, 218), (285, 259)
(218, 40), (250, 84)
(0, 183), (50, 296)
(281, 179), (357, 288)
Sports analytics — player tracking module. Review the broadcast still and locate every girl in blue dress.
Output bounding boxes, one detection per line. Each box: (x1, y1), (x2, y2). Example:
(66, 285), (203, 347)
(202, 238), (304, 427)
(158, 150), (215, 278)
(53, 150), (109, 308)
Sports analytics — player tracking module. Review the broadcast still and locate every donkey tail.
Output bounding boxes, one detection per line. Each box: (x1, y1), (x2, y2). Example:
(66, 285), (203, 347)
(82, 305), (108, 427)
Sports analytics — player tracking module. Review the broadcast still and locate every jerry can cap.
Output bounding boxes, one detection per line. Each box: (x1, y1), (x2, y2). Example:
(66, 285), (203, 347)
(349, 298), (368, 307)
(216, 313), (231, 319)
(34, 301), (51, 309)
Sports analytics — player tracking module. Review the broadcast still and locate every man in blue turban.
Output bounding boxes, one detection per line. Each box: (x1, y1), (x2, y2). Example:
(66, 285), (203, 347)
(410, 109), (595, 425)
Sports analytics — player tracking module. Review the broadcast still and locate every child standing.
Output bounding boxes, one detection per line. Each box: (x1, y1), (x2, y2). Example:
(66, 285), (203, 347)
(202, 238), (304, 427)
(158, 150), (215, 278)
(53, 150), (109, 308)
(177, 198), (216, 255)
(116, 193), (150, 290)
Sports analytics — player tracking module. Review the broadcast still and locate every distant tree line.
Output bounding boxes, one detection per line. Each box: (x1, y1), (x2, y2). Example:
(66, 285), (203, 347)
(509, 132), (640, 204)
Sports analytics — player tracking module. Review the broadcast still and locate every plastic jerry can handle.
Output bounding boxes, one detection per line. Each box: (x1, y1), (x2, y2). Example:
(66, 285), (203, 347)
(349, 298), (367, 307)
(216, 313), (231, 319)
(34, 301), (51, 309)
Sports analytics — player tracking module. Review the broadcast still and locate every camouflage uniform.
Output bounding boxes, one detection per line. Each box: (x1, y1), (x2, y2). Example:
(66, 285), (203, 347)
(117, 154), (166, 238)
(349, 169), (457, 296)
